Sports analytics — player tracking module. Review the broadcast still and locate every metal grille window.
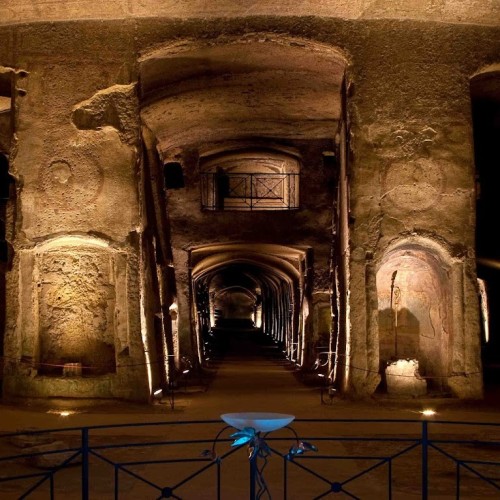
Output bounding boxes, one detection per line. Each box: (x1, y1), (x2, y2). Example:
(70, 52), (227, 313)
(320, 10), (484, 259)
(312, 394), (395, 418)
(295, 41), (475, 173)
(200, 151), (300, 211)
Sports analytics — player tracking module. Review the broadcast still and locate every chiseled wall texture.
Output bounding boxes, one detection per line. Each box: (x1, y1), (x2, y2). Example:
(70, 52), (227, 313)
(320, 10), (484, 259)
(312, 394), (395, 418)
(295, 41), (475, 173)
(0, 2), (499, 400)
(0, 0), (498, 25)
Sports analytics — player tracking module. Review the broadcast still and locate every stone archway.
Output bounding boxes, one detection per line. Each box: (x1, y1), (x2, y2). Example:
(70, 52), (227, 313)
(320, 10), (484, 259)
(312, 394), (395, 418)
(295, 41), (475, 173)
(138, 35), (349, 386)
(189, 243), (309, 368)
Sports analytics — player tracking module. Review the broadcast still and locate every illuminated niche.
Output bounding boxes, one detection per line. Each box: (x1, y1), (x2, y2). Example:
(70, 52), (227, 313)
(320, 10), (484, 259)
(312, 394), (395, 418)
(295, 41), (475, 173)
(200, 150), (300, 211)
(32, 237), (120, 377)
(376, 243), (452, 391)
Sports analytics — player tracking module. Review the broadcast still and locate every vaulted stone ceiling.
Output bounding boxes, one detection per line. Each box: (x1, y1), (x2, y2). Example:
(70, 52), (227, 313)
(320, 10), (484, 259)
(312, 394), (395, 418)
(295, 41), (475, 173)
(138, 38), (346, 154)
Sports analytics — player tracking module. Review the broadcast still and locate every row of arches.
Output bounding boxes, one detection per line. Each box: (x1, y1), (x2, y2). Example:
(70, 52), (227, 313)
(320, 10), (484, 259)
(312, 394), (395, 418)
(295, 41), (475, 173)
(189, 244), (308, 368)
(1, 35), (496, 402)
(186, 237), (459, 396)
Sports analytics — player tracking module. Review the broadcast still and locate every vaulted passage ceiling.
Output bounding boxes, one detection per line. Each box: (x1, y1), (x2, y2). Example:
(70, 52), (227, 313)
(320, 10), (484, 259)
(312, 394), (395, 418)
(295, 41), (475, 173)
(138, 37), (346, 155)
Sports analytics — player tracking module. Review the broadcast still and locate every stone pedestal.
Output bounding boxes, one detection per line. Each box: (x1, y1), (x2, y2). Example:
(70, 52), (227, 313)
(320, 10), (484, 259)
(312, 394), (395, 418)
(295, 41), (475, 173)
(385, 359), (427, 397)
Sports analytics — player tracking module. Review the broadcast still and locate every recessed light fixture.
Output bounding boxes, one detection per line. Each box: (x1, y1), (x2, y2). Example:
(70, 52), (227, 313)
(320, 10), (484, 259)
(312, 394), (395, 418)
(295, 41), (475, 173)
(420, 409), (436, 417)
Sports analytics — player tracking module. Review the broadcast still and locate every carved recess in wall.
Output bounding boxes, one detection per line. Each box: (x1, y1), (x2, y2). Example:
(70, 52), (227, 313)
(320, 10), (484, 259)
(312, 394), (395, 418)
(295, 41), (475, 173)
(38, 246), (116, 375)
(40, 157), (104, 210)
(382, 158), (445, 211)
(376, 244), (451, 383)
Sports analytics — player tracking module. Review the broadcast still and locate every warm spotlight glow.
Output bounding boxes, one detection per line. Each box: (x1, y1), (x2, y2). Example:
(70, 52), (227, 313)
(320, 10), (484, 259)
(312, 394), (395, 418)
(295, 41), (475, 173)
(47, 409), (76, 417)
(478, 278), (490, 343)
(421, 409), (436, 417)
(139, 233), (153, 395)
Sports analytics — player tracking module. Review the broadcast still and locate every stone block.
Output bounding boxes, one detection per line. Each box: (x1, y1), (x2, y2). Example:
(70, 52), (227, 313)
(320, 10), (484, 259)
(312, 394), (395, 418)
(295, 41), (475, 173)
(385, 358), (427, 397)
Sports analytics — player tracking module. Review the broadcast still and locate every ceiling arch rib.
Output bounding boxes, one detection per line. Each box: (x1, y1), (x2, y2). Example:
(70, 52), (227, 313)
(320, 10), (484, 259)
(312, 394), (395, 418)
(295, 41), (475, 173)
(191, 252), (301, 285)
(214, 286), (258, 301)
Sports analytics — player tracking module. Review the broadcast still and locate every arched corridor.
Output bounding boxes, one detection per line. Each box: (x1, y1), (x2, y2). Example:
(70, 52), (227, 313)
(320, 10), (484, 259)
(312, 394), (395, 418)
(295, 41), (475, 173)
(190, 243), (310, 369)
(1, 6), (494, 404)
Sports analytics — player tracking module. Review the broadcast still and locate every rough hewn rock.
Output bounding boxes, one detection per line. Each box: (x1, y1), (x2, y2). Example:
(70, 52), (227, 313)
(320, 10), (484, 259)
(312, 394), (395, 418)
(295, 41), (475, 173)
(385, 359), (427, 397)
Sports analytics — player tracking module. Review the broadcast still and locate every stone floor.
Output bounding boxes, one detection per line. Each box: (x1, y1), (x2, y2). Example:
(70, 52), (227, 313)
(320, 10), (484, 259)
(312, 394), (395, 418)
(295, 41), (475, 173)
(1, 331), (500, 498)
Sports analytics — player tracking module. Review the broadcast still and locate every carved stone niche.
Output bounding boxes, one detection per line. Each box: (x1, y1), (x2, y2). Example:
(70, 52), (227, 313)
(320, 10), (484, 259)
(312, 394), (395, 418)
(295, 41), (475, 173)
(4, 236), (147, 401)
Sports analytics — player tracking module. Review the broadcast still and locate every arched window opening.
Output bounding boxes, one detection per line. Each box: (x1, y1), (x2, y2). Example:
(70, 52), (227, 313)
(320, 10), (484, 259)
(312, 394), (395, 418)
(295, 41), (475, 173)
(200, 150), (300, 211)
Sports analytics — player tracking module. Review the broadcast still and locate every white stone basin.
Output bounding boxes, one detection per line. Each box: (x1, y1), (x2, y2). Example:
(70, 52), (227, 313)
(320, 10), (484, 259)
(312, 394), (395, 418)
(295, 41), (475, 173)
(221, 412), (295, 432)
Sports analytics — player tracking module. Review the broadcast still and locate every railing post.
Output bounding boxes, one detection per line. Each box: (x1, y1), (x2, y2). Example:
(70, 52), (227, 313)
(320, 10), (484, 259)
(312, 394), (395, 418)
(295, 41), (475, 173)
(81, 427), (89, 500)
(249, 453), (257, 500)
(422, 420), (428, 500)
(250, 173), (253, 210)
(217, 458), (221, 500)
(284, 455), (288, 500)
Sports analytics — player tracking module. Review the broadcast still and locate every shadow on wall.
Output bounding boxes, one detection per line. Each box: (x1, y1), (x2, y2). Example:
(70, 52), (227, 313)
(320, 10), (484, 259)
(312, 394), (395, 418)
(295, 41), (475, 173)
(378, 307), (420, 361)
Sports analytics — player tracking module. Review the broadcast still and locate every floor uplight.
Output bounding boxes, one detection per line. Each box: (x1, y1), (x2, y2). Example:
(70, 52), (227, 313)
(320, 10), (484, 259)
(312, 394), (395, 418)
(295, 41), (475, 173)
(47, 409), (76, 417)
(421, 409), (436, 417)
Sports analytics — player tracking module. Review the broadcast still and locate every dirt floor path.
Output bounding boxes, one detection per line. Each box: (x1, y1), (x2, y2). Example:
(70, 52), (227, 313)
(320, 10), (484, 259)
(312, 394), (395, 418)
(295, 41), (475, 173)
(1, 329), (500, 428)
(1, 331), (500, 498)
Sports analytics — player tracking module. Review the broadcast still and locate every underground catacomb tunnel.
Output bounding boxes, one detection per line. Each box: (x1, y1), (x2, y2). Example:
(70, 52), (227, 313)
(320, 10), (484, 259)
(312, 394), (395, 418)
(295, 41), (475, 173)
(189, 244), (309, 367)
(1, 4), (498, 404)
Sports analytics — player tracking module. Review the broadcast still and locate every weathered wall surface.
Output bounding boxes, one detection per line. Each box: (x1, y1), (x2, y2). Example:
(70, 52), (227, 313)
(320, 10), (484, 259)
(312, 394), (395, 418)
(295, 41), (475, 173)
(345, 21), (499, 397)
(0, 0), (498, 26)
(0, 21), (150, 400)
(0, 11), (498, 399)
(3, 239), (148, 400)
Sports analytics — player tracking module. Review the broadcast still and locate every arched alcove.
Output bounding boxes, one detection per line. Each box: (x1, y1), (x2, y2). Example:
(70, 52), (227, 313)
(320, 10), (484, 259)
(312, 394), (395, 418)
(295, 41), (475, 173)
(33, 237), (118, 376)
(1, 235), (156, 401)
(376, 242), (452, 393)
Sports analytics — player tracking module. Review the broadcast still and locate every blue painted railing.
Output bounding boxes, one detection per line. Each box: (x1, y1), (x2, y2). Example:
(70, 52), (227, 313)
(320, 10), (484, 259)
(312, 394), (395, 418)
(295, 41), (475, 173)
(1, 419), (499, 499)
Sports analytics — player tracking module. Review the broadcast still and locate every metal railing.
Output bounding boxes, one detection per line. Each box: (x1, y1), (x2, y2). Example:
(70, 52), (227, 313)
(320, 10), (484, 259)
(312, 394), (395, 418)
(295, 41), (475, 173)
(200, 172), (299, 210)
(1, 418), (500, 499)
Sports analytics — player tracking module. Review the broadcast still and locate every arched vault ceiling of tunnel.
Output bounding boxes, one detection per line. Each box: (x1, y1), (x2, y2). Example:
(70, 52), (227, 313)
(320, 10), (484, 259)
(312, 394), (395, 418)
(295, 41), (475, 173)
(191, 245), (309, 303)
(190, 242), (309, 268)
(204, 263), (288, 294)
(139, 38), (346, 151)
(214, 286), (258, 301)
(191, 249), (305, 285)
(139, 38), (346, 99)
(209, 267), (262, 291)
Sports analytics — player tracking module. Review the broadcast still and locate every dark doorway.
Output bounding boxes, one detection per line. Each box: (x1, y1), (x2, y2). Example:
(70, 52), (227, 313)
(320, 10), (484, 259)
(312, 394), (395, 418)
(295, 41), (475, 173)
(471, 70), (500, 386)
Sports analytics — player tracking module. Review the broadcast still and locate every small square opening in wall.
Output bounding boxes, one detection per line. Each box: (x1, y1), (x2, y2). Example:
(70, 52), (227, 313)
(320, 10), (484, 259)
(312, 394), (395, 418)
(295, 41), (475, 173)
(0, 240), (8, 262)
(164, 162), (185, 189)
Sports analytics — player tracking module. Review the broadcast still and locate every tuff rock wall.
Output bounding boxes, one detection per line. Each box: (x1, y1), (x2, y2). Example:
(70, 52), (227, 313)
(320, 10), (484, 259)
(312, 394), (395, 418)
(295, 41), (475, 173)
(0, 2), (498, 400)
